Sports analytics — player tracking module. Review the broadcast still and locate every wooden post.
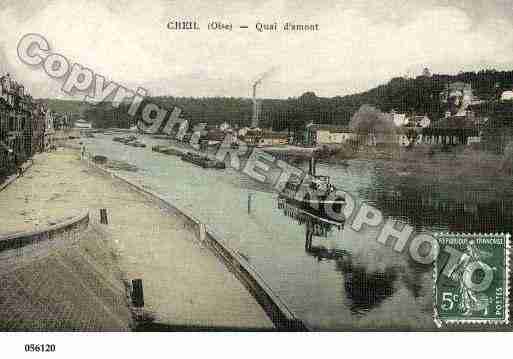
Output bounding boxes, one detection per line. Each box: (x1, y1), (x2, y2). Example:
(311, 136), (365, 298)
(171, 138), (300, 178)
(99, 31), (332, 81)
(309, 156), (316, 176)
(131, 279), (144, 308)
(248, 193), (252, 214)
(199, 223), (206, 242)
(100, 208), (108, 225)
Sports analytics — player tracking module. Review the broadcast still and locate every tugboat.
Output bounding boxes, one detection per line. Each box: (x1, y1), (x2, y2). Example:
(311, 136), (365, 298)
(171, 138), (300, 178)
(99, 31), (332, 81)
(278, 157), (344, 221)
(277, 157), (345, 251)
(181, 152), (226, 169)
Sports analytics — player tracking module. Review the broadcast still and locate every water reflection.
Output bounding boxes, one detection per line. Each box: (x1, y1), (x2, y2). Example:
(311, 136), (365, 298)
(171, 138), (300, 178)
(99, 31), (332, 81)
(335, 256), (398, 314)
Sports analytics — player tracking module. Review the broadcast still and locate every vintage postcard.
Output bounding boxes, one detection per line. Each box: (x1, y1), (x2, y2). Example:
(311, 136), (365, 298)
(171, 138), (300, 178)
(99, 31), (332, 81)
(1, 0), (512, 347)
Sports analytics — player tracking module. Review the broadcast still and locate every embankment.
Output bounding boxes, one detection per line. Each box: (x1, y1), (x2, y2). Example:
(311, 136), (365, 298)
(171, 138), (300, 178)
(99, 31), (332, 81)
(89, 158), (308, 330)
(0, 149), (275, 330)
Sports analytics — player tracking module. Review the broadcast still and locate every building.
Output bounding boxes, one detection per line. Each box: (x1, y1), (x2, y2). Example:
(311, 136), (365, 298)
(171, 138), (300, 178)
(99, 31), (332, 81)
(257, 132), (289, 147)
(205, 128), (226, 145)
(416, 67), (432, 79)
(408, 115), (431, 128)
(241, 128), (262, 145)
(304, 124), (356, 146)
(43, 109), (55, 150)
(387, 111), (408, 127)
(238, 127), (250, 137)
(0, 73), (46, 180)
(440, 82), (475, 117)
(501, 90), (513, 101)
(53, 113), (72, 130)
(421, 117), (480, 145)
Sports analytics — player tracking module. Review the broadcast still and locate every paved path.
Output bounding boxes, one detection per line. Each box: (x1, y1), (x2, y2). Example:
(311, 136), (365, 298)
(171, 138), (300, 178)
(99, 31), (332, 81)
(0, 149), (273, 330)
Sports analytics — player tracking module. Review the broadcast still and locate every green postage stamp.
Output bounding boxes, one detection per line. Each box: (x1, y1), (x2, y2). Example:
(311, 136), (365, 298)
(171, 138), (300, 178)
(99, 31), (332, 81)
(434, 233), (510, 326)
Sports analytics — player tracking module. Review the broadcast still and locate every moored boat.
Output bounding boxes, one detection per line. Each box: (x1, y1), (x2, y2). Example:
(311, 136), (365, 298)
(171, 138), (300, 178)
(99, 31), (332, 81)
(126, 140), (146, 148)
(152, 145), (184, 156)
(113, 135), (137, 144)
(181, 152), (225, 169)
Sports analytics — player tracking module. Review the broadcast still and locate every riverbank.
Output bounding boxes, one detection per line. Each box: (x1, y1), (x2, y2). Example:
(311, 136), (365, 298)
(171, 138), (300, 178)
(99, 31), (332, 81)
(316, 143), (512, 188)
(0, 148), (273, 330)
(366, 145), (513, 200)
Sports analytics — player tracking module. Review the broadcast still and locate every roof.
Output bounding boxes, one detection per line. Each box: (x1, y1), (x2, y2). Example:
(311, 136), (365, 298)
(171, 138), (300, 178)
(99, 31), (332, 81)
(447, 82), (471, 91)
(429, 116), (478, 129)
(206, 129), (226, 141)
(307, 124), (353, 133)
(261, 132), (289, 139)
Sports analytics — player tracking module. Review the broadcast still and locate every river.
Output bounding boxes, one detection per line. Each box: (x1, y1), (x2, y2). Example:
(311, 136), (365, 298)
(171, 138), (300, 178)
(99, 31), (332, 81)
(77, 133), (512, 330)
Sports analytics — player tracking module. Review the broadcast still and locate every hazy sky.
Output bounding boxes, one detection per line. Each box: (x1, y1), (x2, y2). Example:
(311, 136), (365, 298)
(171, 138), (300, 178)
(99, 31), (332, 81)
(1, 0), (513, 99)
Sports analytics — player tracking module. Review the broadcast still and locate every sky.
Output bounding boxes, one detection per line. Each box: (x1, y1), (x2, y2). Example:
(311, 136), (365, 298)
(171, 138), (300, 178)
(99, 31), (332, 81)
(1, 0), (513, 99)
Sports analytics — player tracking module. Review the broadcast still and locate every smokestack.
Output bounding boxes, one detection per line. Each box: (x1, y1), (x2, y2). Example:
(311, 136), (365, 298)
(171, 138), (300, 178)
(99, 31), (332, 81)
(252, 82), (260, 128)
(250, 67), (278, 129)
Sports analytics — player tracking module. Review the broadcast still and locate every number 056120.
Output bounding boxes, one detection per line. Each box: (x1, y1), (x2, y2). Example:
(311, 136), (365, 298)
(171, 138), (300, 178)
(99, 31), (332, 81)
(24, 344), (56, 352)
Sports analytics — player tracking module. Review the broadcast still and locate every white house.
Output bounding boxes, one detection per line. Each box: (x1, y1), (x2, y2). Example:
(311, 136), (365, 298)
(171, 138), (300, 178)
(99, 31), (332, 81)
(219, 121), (231, 131)
(388, 110), (409, 127)
(415, 115), (431, 128)
(501, 90), (513, 101)
(306, 124), (356, 145)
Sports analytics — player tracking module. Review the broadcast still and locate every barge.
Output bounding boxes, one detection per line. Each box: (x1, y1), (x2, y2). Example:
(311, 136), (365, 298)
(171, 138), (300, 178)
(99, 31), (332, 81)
(152, 145), (184, 156)
(181, 152), (226, 169)
(126, 141), (146, 148)
(113, 135), (137, 144)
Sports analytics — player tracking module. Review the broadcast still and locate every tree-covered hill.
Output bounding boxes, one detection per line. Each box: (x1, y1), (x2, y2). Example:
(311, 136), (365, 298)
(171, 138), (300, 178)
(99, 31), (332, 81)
(42, 69), (513, 131)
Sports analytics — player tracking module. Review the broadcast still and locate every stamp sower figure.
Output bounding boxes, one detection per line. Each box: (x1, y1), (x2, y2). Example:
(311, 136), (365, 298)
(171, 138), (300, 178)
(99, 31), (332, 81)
(450, 239), (492, 316)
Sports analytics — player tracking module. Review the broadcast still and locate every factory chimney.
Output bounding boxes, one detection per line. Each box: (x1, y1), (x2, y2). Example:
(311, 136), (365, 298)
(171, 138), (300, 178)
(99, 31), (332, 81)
(250, 67), (277, 129)
(251, 81), (261, 128)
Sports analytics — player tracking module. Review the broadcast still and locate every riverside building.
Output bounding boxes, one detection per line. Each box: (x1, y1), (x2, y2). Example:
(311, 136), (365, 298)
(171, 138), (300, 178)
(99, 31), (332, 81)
(0, 73), (47, 181)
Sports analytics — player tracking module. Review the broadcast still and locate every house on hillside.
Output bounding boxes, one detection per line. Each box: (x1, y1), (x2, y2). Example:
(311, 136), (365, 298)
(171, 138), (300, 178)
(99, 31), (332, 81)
(501, 90), (513, 101)
(408, 115), (431, 128)
(440, 82), (476, 118)
(387, 110), (409, 127)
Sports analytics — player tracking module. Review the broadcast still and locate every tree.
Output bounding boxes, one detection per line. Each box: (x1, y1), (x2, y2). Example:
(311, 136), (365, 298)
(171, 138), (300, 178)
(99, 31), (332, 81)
(349, 105), (396, 145)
